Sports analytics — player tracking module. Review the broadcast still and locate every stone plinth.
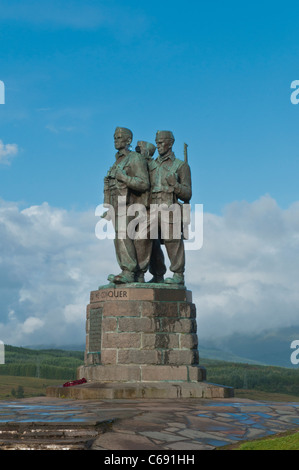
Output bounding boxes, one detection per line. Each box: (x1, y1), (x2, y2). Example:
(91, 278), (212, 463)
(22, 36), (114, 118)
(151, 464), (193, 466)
(47, 284), (234, 399)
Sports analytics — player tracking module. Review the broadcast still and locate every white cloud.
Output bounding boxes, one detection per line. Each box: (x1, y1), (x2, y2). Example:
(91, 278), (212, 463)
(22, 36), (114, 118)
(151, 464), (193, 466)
(21, 317), (44, 334)
(63, 303), (86, 324)
(0, 0), (106, 29)
(45, 124), (76, 134)
(0, 0), (151, 35)
(186, 195), (299, 341)
(0, 195), (298, 347)
(0, 140), (18, 165)
(0, 199), (117, 346)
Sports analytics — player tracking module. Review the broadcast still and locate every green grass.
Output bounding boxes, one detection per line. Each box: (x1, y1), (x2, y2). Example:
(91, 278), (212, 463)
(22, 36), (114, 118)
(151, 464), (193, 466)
(0, 346), (84, 400)
(0, 375), (69, 400)
(233, 431), (299, 450)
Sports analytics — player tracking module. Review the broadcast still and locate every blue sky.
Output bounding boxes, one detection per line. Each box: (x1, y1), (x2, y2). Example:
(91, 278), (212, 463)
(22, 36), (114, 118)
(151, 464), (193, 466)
(0, 0), (299, 349)
(1, 0), (299, 213)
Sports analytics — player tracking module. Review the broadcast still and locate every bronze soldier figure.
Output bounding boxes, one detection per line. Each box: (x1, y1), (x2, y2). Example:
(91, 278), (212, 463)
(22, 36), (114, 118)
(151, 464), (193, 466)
(135, 140), (156, 161)
(104, 127), (150, 284)
(134, 141), (166, 283)
(148, 130), (192, 286)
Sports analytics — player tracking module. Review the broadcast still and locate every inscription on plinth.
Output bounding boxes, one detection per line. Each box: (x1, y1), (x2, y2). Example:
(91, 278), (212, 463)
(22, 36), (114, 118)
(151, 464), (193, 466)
(90, 286), (192, 303)
(92, 289), (128, 301)
(88, 309), (102, 353)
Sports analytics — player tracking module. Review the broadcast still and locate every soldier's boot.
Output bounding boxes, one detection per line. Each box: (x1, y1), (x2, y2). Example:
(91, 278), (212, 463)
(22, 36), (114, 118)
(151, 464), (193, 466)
(164, 273), (184, 285)
(135, 271), (145, 283)
(148, 275), (164, 284)
(113, 270), (135, 284)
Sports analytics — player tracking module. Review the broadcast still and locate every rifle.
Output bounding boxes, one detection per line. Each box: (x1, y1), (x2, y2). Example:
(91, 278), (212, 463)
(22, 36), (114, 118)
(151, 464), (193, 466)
(184, 143), (188, 164)
(182, 143), (191, 239)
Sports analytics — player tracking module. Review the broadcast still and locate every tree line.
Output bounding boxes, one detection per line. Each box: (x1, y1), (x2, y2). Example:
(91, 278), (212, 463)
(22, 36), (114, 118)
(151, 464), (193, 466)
(201, 358), (299, 396)
(1, 346), (299, 396)
(0, 345), (84, 380)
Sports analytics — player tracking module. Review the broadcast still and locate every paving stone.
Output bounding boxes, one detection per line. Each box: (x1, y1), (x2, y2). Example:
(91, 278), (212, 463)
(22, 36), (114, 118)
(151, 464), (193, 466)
(239, 406), (272, 413)
(187, 415), (237, 430)
(92, 432), (160, 450)
(165, 441), (215, 450)
(140, 431), (187, 443)
(276, 409), (298, 415)
(177, 428), (234, 443)
(167, 422), (186, 428)
(164, 427), (182, 432)
(244, 427), (270, 440)
(278, 415), (299, 423)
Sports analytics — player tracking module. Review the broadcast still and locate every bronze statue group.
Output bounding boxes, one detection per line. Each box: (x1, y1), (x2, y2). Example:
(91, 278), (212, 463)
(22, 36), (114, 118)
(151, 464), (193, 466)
(103, 128), (192, 286)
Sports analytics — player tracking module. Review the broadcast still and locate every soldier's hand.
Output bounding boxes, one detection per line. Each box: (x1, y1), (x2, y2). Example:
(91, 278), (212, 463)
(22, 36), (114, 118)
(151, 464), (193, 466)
(101, 210), (112, 221)
(166, 173), (177, 186)
(115, 169), (128, 182)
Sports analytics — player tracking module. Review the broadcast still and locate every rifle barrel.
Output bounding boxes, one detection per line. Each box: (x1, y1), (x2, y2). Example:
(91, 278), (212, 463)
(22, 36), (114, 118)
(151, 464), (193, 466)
(184, 143), (188, 163)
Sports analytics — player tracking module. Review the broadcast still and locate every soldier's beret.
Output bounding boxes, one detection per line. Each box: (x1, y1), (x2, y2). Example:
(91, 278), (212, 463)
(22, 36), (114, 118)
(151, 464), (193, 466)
(137, 141), (156, 157)
(155, 130), (175, 142)
(115, 127), (133, 140)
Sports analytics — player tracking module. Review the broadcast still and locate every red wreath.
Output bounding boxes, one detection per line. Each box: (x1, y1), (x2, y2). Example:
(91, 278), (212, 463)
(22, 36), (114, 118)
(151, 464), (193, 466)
(63, 378), (87, 387)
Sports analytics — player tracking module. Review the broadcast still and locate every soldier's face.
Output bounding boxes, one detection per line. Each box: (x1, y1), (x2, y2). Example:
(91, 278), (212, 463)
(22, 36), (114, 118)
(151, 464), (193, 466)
(114, 131), (130, 150)
(156, 138), (172, 156)
(136, 141), (146, 155)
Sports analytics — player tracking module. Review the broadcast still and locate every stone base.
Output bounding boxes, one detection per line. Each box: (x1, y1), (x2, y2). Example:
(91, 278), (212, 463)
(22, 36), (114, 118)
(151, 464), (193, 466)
(84, 285), (199, 369)
(46, 381), (234, 400)
(47, 285), (234, 400)
(76, 364), (207, 383)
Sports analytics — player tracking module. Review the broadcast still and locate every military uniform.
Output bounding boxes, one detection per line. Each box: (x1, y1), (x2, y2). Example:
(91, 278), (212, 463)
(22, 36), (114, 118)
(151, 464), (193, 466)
(148, 151), (192, 279)
(104, 148), (150, 280)
(133, 141), (159, 282)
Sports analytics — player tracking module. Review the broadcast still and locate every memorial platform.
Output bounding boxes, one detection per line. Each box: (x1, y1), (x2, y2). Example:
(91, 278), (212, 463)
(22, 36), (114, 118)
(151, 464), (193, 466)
(1, 396), (299, 450)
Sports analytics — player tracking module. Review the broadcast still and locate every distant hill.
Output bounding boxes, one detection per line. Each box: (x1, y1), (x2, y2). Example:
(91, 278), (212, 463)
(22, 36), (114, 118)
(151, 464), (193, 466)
(201, 326), (299, 368)
(24, 327), (299, 368)
(199, 346), (265, 365)
(25, 344), (85, 351)
(24, 326), (299, 368)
